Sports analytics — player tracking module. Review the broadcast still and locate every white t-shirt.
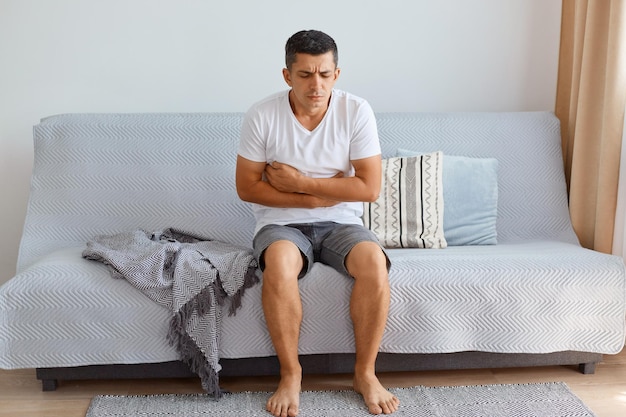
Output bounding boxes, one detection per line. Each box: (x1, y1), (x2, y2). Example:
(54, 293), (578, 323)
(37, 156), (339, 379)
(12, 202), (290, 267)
(238, 89), (381, 233)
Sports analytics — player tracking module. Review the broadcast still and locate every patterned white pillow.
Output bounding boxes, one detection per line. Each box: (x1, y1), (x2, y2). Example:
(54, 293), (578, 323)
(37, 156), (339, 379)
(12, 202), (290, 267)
(363, 152), (447, 249)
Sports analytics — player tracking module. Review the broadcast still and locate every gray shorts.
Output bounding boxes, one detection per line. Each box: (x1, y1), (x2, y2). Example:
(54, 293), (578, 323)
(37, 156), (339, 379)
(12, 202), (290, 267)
(253, 221), (390, 279)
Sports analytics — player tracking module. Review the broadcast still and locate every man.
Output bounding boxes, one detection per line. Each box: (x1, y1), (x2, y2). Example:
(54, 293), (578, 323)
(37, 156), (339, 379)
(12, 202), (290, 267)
(236, 30), (399, 417)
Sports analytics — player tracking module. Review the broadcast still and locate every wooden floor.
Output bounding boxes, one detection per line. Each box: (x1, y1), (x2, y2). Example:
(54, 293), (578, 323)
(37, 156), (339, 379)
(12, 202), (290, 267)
(1, 351), (626, 417)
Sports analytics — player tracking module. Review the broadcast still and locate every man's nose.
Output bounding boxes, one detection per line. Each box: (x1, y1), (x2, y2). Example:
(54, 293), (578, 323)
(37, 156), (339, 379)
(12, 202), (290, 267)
(311, 74), (323, 88)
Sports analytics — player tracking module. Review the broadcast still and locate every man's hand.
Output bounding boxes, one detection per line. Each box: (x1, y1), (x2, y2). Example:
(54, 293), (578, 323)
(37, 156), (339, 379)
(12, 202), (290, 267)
(236, 156), (341, 208)
(265, 161), (344, 193)
(237, 154), (380, 208)
(264, 161), (304, 193)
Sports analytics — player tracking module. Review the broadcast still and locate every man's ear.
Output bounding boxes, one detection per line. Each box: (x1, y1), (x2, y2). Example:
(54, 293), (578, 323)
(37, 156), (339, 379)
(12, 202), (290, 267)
(334, 67), (341, 81)
(282, 68), (292, 87)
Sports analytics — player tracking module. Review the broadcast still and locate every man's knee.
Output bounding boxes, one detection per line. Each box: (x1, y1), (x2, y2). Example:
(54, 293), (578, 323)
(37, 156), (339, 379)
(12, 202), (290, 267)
(262, 240), (305, 280)
(345, 241), (389, 281)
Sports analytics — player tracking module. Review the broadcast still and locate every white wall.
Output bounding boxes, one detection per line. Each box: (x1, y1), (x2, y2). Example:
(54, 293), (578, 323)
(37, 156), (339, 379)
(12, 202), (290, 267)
(0, 0), (562, 285)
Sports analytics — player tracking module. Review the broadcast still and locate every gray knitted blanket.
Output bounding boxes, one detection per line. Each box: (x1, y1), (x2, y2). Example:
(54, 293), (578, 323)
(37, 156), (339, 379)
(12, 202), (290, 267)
(82, 228), (259, 398)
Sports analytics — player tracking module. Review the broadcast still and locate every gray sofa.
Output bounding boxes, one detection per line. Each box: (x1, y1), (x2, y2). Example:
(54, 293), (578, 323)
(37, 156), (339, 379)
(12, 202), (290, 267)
(0, 111), (624, 391)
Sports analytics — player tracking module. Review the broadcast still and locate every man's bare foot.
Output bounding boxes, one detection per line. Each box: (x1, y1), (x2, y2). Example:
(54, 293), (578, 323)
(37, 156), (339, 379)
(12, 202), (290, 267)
(266, 373), (301, 417)
(354, 373), (400, 415)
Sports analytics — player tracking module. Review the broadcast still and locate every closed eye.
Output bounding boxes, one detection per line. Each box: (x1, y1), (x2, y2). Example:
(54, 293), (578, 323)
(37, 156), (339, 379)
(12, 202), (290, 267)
(297, 71), (333, 78)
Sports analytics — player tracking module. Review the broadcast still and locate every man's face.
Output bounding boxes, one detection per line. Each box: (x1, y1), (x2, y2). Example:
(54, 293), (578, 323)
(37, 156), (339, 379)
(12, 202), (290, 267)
(282, 52), (340, 114)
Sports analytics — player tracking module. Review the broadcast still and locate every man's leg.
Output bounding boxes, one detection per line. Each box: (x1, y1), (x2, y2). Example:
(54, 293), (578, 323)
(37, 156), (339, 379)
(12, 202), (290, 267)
(345, 241), (400, 415)
(261, 240), (305, 417)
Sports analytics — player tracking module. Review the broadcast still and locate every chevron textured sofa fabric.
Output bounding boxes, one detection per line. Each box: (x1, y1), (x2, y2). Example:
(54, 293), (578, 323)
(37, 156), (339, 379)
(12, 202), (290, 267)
(0, 112), (624, 383)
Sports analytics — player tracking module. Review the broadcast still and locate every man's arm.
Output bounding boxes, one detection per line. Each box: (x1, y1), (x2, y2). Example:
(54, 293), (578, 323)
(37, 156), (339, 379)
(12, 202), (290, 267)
(235, 155), (340, 208)
(265, 154), (381, 203)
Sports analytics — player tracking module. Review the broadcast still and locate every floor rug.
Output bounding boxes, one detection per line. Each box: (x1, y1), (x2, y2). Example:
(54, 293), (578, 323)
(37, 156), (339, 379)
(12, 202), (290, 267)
(85, 382), (596, 417)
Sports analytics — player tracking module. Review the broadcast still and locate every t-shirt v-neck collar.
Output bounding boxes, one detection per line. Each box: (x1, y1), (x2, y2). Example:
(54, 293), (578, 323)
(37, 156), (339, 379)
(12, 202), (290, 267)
(286, 90), (334, 134)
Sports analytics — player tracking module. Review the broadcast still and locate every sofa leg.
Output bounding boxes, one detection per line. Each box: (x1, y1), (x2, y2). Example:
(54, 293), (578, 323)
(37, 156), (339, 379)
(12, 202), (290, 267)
(579, 362), (596, 374)
(41, 378), (58, 391)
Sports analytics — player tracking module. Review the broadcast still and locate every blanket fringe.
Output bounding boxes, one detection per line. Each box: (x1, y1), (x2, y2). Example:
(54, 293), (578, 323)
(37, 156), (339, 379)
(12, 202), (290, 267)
(167, 259), (259, 399)
(167, 284), (222, 399)
(167, 317), (223, 399)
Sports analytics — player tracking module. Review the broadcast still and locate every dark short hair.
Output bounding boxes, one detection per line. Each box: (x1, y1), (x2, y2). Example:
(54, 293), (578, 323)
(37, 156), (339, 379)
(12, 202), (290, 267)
(285, 30), (338, 70)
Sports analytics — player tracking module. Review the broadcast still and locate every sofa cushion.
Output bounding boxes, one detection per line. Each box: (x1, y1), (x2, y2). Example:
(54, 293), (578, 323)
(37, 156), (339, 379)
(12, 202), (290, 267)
(398, 149), (498, 246)
(363, 151), (446, 249)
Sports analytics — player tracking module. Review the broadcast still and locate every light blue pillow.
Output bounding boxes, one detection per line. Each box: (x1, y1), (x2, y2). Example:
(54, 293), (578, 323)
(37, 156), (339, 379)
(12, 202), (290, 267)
(397, 149), (498, 245)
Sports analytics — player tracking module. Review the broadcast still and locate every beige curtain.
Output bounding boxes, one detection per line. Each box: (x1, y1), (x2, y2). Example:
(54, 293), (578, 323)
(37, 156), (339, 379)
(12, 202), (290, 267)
(556, 0), (626, 253)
